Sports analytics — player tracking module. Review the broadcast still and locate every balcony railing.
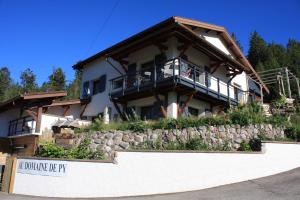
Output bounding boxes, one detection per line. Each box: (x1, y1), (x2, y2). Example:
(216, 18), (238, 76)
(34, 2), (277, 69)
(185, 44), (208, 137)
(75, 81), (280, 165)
(109, 58), (249, 104)
(8, 116), (36, 137)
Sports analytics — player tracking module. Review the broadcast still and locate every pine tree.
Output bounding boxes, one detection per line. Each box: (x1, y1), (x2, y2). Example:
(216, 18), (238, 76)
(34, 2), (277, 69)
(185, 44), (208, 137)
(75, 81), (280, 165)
(47, 67), (66, 91)
(66, 70), (82, 99)
(20, 68), (38, 93)
(0, 67), (12, 102)
(248, 31), (268, 71)
(231, 32), (243, 52)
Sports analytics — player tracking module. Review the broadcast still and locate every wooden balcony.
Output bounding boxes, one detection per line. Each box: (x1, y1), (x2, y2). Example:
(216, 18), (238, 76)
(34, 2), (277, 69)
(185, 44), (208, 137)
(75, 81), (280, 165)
(109, 58), (249, 106)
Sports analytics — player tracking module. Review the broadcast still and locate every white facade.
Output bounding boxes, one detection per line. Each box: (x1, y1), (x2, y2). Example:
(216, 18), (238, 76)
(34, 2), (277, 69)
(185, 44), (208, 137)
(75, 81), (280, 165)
(81, 57), (125, 120)
(12, 142), (300, 198)
(0, 108), (21, 137)
(0, 103), (87, 138)
(80, 33), (251, 122)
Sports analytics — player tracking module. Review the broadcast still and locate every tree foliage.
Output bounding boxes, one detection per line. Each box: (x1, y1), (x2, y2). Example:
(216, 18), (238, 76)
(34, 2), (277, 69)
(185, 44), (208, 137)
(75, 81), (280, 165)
(231, 32), (243, 52)
(0, 67), (12, 101)
(66, 70), (82, 99)
(248, 31), (300, 101)
(20, 68), (38, 93)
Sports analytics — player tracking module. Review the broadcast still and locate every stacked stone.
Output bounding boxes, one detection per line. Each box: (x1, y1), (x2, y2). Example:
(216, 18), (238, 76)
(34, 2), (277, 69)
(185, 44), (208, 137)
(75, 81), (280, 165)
(73, 124), (284, 159)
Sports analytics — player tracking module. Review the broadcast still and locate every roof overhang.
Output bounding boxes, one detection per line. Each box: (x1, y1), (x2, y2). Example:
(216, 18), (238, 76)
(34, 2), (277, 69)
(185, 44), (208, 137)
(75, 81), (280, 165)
(0, 91), (67, 113)
(73, 16), (268, 93)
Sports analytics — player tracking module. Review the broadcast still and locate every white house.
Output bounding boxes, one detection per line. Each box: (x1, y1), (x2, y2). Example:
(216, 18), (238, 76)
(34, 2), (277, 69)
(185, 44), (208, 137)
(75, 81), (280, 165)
(73, 16), (267, 123)
(0, 91), (90, 156)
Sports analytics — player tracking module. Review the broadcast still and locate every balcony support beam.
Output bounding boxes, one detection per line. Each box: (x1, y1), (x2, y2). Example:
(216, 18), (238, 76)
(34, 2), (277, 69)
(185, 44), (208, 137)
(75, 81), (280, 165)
(154, 92), (167, 118)
(80, 103), (88, 118)
(35, 107), (43, 133)
(178, 91), (196, 117)
(210, 62), (225, 74)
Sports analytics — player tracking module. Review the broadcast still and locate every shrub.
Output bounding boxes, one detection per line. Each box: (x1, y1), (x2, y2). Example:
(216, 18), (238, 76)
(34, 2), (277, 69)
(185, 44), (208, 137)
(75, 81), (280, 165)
(126, 120), (149, 132)
(165, 141), (185, 150)
(37, 143), (65, 158)
(36, 138), (105, 160)
(228, 103), (265, 126)
(238, 140), (251, 151)
(89, 118), (104, 131)
(285, 125), (300, 142)
(185, 138), (209, 150)
(266, 115), (289, 127)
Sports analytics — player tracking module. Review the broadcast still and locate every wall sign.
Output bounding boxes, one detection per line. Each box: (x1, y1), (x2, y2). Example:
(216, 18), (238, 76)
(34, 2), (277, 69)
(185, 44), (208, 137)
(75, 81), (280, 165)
(17, 159), (68, 177)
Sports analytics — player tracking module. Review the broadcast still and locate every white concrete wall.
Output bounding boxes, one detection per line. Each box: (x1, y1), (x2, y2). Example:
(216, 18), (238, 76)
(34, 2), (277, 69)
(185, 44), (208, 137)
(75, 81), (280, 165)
(195, 29), (235, 59)
(13, 143), (300, 198)
(81, 58), (125, 118)
(46, 104), (82, 120)
(181, 96), (211, 117)
(0, 108), (20, 137)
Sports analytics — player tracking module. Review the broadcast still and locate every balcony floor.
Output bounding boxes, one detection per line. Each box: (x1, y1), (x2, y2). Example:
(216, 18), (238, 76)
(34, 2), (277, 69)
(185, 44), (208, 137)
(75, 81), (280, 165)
(110, 76), (238, 106)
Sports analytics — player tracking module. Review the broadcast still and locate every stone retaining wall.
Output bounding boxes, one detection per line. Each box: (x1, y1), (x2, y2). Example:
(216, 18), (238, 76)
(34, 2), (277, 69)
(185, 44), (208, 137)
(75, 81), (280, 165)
(69, 124), (285, 159)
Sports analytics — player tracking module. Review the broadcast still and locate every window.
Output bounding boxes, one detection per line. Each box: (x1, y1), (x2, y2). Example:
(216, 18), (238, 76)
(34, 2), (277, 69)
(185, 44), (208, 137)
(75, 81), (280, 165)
(113, 79), (123, 90)
(82, 81), (90, 98)
(93, 75), (106, 95)
(141, 105), (153, 120)
(188, 107), (199, 117)
(141, 61), (154, 83)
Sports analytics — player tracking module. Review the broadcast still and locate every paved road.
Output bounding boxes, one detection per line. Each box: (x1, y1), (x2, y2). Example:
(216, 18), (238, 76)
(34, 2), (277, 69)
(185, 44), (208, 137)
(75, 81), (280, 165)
(1, 168), (300, 200)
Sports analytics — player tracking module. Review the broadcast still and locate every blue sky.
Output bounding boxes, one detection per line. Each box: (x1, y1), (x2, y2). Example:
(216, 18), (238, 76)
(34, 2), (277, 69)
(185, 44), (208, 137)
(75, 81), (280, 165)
(0, 0), (299, 85)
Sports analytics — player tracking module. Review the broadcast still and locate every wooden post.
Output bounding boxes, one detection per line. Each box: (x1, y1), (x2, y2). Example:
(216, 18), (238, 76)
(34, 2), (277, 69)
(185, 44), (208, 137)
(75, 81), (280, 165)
(296, 78), (300, 99)
(1, 156), (17, 193)
(285, 68), (292, 98)
(35, 107), (43, 133)
(260, 84), (264, 104)
(280, 76), (286, 96)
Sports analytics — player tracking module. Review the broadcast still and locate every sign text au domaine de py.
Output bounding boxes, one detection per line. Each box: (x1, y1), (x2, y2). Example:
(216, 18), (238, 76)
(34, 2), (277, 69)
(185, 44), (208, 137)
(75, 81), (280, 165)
(17, 159), (68, 177)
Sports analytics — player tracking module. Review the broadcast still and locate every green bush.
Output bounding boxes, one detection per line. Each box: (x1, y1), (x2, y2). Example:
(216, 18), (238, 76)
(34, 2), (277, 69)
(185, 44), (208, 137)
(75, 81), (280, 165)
(126, 120), (149, 132)
(285, 125), (300, 142)
(266, 115), (289, 127)
(165, 141), (185, 150)
(37, 143), (65, 158)
(228, 103), (265, 126)
(36, 138), (105, 160)
(89, 118), (104, 131)
(185, 138), (209, 150)
(238, 140), (251, 151)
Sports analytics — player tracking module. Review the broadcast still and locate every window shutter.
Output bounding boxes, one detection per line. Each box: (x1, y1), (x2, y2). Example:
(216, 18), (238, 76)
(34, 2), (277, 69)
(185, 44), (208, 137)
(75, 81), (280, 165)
(99, 75), (106, 93)
(83, 81), (90, 97)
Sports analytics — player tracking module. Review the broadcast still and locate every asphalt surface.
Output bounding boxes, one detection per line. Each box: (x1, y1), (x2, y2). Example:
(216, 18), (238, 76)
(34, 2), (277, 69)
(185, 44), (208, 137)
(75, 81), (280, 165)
(1, 168), (300, 200)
